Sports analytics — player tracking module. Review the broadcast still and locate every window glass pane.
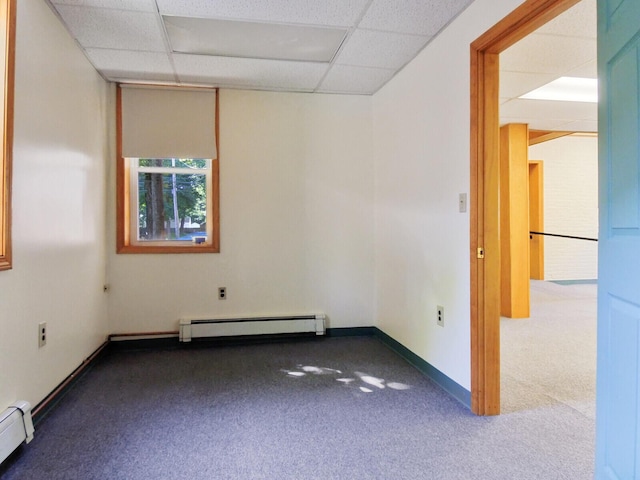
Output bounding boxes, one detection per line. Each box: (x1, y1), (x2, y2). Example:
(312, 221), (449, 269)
(138, 158), (208, 169)
(137, 166), (208, 242)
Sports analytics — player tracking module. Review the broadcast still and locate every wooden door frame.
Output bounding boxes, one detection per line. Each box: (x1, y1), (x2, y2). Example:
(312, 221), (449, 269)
(469, 0), (581, 415)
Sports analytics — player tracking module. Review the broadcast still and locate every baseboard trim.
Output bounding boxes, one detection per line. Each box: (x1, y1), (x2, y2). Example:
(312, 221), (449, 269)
(373, 328), (471, 409)
(326, 326), (377, 337)
(32, 340), (110, 425)
(324, 326), (470, 409)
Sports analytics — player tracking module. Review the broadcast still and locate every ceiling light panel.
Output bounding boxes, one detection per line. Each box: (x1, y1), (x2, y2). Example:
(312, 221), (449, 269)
(51, 0), (157, 12)
(520, 77), (598, 103)
(164, 16), (347, 62)
(155, 0), (370, 27)
(359, 0), (473, 35)
(55, 6), (167, 51)
(335, 30), (429, 69)
(173, 54), (329, 91)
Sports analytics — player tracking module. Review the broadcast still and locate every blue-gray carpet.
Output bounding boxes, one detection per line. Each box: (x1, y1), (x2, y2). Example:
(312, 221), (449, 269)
(1, 337), (593, 479)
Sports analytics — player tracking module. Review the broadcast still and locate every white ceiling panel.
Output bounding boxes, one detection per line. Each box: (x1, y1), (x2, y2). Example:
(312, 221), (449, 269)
(556, 119), (599, 131)
(499, 0), (598, 133)
(173, 54), (329, 91)
(107, 71), (178, 84)
(335, 30), (430, 69)
(46, 0), (595, 125)
(155, 0), (370, 27)
(501, 33), (596, 75)
(359, 0), (473, 35)
(85, 49), (175, 78)
(501, 98), (597, 122)
(317, 65), (396, 94)
(51, 0), (157, 12)
(55, 6), (167, 51)
(500, 71), (559, 99)
(566, 60), (598, 79)
(501, 117), (574, 131)
(535, 0), (596, 39)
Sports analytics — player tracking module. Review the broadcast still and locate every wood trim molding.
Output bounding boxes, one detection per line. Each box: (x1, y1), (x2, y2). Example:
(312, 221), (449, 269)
(0, 0), (16, 271)
(529, 130), (576, 145)
(470, 0), (580, 416)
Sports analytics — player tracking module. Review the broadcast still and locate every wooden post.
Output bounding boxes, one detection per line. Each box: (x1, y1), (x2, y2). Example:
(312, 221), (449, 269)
(500, 123), (530, 318)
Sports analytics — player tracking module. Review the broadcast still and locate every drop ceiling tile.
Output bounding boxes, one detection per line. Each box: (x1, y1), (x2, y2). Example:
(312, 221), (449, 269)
(51, 0), (156, 11)
(500, 117), (572, 131)
(173, 54), (329, 91)
(500, 33), (596, 75)
(500, 71), (559, 99)
(85, 49), (174, 77)
(55, 6), (167, 51)
(335, 29), (429, 69)
(106, 72), (178, 84)
(535, 0), (596, 39)
(317, 65), (396, 94)
(566, 60), (598, 79)
(156, 0), (369, 27)
(501, 98), (597, 121)
(359, 0), (472, 35)
(557, 119), (598, 132)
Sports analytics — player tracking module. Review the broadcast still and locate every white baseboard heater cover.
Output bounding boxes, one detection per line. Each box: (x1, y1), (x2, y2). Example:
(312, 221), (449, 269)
(179, 314), (326, 342)
(0, 401), (34, 465)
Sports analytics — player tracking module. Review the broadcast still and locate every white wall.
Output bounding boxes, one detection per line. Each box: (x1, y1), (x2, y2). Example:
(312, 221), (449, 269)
(0, 0), (110, 409)
(529, 135), (598, 280)
(107, 90), (374, 333)
(372, 0), (525, 390)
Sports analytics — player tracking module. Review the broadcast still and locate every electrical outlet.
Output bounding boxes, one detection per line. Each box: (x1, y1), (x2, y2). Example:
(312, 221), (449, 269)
(437, 306), (444, 327)
(218, 287), (227, 300)
(38, 322), (47, 347)
(459, 193), (467, 213)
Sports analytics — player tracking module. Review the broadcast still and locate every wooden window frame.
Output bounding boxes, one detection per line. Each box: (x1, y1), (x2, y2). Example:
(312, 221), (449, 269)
(116, 86), (220, 254)
(0, 0), (16, 271)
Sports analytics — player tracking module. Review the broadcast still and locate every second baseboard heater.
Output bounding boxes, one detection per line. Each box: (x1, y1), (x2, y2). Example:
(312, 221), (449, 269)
(179, 314), (326, 342)
(0, 401), (34, 466)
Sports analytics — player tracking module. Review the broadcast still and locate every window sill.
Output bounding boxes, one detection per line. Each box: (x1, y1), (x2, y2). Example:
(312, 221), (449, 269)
(116, 244), (219, 254)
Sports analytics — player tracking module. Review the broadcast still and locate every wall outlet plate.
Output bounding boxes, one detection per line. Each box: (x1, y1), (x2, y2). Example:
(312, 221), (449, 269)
(38, 322), (47, 347)
(218, 287), (226, 300)
(437, 306), (444, 327)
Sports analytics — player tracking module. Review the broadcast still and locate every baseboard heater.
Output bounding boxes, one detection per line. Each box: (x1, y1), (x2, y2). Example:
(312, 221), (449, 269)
(179, 314), (326, 342)
(0, 401), (34, 465)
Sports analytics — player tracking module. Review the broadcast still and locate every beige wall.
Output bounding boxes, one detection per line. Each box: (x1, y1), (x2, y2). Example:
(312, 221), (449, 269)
(107, 89), (375, 333)
(0, 0), (110, 408)
(529, 135), (598, 280)
(372, 0), (525, 390)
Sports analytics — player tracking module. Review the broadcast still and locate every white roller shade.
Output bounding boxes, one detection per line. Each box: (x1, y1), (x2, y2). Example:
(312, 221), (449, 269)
(120, 85), (217, 159)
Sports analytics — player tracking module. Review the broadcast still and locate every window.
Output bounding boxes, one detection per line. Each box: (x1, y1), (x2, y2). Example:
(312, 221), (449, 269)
(0, 0), (16, 270)
(116, 86), (219, 253)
